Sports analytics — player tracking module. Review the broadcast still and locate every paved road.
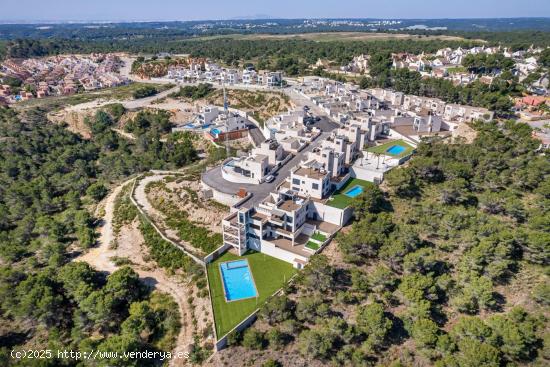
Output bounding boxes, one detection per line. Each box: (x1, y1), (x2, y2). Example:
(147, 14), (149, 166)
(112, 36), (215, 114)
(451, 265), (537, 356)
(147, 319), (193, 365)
(248, 124), (266, 146)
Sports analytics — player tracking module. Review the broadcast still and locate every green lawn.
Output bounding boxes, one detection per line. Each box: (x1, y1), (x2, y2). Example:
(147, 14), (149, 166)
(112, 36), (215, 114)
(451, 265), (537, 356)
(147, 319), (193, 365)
(306, 241), (320, 250)
(365, 139), (415, 159)
(207, 251), (297, 338)
(311, 232), (327, 242)
(327, 178), (374, 209)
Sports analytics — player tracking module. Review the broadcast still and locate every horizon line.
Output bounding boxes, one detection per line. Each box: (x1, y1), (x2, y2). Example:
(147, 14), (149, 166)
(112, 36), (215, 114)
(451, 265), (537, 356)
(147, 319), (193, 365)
(1, 16), (550, 25)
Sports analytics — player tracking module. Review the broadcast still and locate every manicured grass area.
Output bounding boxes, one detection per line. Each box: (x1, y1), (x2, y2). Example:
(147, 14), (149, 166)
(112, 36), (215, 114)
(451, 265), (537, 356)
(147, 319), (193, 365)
(207, 251), (297, 338)
(365, 139), (415, 159)
(311, 232), (327, 242)
(306, 241), (320, 250)
(327, 178), (374, 209)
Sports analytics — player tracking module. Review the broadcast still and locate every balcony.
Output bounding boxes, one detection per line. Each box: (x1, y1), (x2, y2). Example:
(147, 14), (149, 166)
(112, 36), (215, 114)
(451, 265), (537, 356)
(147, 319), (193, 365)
(223, 235), (241, 247)
(223, 227), (240, 238)
(270, 216), (285, 226)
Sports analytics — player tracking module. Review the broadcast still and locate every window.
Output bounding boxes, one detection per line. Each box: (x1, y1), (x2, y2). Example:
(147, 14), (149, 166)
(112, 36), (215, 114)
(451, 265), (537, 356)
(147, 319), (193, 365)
(312, 183), (319, 190)
(292, 178), (300, 185)
(286, 217), (293, 224)
(292, 186), (300, 191)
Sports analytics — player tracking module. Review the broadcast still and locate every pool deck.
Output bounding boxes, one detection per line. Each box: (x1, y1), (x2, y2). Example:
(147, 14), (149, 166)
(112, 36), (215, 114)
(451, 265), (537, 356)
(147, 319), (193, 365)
(207, 251), (298, 338)
(219, 259), (259, 303)
(327, 178), (374, 209)
(344, 184), (364, 198)
(365, 139), (415, 159)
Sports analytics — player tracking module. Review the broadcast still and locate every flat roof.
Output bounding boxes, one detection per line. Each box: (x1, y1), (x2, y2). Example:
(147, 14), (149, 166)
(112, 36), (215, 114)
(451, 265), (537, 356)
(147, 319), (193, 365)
(248, 154), (267, 162)
(294, 166), (328, 180)
(279, 199), (301, 212)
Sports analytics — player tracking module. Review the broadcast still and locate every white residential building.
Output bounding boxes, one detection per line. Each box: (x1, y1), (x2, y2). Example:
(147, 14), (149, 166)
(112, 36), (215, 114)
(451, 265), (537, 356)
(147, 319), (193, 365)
(196, 105), (220, 126)
(242, 69), (257, 84)
(252, 139), (285, 165)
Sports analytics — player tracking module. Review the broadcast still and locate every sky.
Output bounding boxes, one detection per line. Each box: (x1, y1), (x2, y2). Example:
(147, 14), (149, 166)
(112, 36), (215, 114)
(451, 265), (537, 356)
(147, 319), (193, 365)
(2, 0), (550, 22)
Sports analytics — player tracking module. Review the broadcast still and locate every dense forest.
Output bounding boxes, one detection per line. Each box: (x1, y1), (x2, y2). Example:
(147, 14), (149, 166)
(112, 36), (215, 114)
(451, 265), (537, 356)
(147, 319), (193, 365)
(230, 121), (550, 367)
(1, 29), (549, 63)
(1, 37), (484, 62)
(0, 106), (198, 365)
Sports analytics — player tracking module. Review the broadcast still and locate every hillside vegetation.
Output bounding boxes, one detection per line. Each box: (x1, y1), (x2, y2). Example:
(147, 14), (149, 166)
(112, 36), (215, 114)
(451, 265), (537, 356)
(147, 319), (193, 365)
(0, 106), (199, 365)
(224, 121), (550, 367)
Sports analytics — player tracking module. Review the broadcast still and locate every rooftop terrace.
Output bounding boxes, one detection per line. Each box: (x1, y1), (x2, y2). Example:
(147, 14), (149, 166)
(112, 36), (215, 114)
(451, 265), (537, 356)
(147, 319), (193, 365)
(294, 166), (328, 180)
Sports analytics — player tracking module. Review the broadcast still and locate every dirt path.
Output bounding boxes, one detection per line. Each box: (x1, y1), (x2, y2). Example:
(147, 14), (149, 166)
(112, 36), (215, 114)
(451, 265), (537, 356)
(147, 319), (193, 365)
(134, 175), (166, 216)
(77, 178), (135, 272)
(64, 84), (180, 113)
(132, 174), (188, 248)
(75, 178), (196, 366)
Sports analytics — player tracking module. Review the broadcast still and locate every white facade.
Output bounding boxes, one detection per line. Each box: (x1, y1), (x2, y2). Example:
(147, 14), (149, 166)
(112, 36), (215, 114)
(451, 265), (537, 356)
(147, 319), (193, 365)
(252, 139), (285, 165)
(197, 105), (219, 126)
(290, 166), (331, 200)
(225, 154), (269, 184)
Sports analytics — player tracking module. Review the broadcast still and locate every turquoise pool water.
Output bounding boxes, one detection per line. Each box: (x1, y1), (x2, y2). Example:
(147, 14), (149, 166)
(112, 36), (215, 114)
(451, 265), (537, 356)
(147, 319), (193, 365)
(211, 128), (221, 135)
(386, 145), (406, 155)
(344, 185), (364, 198)
(220, 260), (258, 301)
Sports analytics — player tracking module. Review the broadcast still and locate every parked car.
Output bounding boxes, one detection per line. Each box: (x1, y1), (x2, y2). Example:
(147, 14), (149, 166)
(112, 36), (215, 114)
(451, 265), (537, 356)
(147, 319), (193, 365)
(265, 175), (275, 183)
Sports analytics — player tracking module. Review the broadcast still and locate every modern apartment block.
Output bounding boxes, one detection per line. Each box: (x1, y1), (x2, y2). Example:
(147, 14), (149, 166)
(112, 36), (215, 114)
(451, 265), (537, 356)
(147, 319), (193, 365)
(221, 174), (346, 269)
(220, 122), (369, 268)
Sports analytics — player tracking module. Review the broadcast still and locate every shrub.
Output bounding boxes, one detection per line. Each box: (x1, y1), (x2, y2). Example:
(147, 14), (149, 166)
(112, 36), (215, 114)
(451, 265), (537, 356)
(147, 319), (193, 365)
(132, 85), (158, 99)
(86, 182), (108, 201)
(242, 328), (266, 350)
(262, 359), (282, 367)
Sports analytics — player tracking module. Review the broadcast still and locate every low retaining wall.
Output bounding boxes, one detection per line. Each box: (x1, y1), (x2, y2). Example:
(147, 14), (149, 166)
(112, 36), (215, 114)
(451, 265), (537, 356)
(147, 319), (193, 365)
(204, 243), (232, 265)
(200, 179), (245, 207)
(215, 312), (258, 351)
(350, 165), (386, 183)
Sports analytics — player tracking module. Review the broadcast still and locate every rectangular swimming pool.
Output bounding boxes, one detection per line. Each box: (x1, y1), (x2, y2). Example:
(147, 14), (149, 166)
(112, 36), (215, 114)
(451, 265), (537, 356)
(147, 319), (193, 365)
(344, 185), (364, 198)
(386, 145), (406, 155)
(219, 260), (258, 302)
